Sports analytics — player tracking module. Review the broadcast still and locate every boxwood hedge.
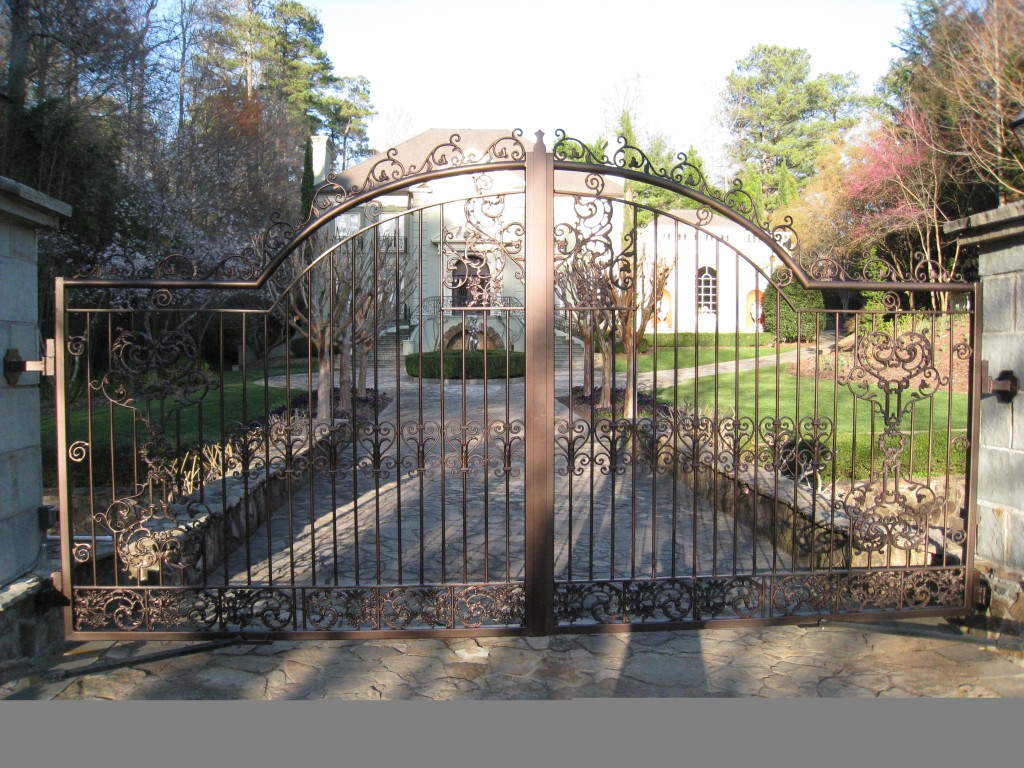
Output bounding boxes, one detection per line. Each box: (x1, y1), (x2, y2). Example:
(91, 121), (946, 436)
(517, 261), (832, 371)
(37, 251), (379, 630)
(405, 350), (526, 379)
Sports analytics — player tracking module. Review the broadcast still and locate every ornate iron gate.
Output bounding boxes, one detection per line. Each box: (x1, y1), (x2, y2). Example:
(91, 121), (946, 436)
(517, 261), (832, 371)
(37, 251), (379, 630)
(54, 130), (980, 639)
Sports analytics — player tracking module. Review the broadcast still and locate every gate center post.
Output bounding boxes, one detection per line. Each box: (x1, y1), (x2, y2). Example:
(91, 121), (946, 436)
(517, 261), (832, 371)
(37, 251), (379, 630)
(523, 132), (556, 635)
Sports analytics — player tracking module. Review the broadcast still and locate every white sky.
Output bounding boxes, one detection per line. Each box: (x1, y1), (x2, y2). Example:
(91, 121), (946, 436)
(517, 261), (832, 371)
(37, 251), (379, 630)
(312, 0), (910, 181)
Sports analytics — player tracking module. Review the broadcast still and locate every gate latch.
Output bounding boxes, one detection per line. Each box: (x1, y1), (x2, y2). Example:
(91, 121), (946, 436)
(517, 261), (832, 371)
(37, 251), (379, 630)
(980, 360), (1018, 404)
(4, 340), (55, 386)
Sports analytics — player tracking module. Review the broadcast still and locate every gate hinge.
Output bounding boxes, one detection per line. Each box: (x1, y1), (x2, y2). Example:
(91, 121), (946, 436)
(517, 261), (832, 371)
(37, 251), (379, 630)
(972, 578), (992, 610)
(980, 360), (1018, 404)
(4, 340), (55, 386)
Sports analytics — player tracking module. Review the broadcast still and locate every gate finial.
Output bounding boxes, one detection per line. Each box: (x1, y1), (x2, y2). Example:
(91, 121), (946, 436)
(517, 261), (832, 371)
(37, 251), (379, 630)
(534, 130), (546, 152)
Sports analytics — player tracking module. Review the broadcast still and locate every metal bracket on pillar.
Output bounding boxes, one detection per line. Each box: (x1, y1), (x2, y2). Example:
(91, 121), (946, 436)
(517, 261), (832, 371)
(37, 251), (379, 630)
(4, 340), (55, 386)
(980, 360), (1018, 404)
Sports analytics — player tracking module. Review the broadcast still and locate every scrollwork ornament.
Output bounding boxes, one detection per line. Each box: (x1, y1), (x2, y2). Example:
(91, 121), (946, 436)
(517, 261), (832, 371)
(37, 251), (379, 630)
(68, 440), (89, 462)
(698, 577), (762, 619)
(488, 419), (525, 478)
(806, 254), (845, 281)
(771, 573), (838, 615)
(841, 571), (904, 611)
(623, 580), (695, 622)
(554, 417), (592, 477)
(144, 590), (192, 631)
(457, 585), (525, 627)
(304, 588), (378, 630)
(555, 582), (623, 624)
(250, 588), (295, 630)
(773, 265), (794, 287)
(354, 421), (397, 480)
(592, 418), (635, 476)
(904, 568), (964, 608)
(400, 420), (441, 478)
(150, 289), (175, 309)
(180, 589), (220, 629)
(66, 335), (86, 357)
(74, 588), (145, 631)
(154, 251), (198, 280)
(443, 420), (484, 478)
(72, 542), (92, 563)
(381, 586), (452, 629)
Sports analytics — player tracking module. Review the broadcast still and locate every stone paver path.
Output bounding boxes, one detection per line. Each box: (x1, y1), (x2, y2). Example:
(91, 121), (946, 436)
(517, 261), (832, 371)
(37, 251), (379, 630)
(3, 621), (1022, 699)
(235, 357), (789, 591)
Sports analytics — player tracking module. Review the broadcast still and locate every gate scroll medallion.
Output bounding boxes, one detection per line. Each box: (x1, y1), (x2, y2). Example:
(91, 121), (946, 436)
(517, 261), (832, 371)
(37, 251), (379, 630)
(55, 129), (979, 639)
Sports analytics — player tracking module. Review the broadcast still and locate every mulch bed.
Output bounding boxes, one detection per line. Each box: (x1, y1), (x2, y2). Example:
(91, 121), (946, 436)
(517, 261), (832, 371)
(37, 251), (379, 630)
(786, 320), (972, 395)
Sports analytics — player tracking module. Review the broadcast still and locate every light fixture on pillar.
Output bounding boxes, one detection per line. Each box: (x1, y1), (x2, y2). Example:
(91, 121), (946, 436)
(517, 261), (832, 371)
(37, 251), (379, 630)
(1011, 109), (1024, 152)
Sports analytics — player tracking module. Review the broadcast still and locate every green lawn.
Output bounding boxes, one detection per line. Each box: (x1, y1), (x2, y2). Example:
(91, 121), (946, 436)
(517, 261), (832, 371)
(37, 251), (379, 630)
(42, 366), (295, 487)
(613, 344), (789, 374)
(656, 369), (969, 479)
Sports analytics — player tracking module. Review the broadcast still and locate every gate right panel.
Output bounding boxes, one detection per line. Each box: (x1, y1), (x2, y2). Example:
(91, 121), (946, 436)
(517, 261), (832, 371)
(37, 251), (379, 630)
(549, 182), (976, 629)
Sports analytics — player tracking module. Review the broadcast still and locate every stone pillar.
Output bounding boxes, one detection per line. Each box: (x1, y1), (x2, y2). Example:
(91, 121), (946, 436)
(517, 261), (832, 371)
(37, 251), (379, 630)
(0, 177), (70, 587)
(947, 201), (1024, 629)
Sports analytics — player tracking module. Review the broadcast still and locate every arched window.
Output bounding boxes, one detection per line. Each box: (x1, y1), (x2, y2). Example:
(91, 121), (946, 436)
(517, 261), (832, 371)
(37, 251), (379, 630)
(696, 267), (717, 314)
(451, 259), (491, 307)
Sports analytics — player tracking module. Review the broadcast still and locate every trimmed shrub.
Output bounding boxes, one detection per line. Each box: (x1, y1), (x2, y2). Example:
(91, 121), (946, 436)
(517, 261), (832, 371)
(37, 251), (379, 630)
(405, 350), (526, 379)
(614, 337), (650, 354)
(762, 271), (825, 342)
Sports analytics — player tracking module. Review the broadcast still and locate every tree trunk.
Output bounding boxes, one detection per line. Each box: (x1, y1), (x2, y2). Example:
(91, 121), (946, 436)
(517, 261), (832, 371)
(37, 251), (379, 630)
(622, 332), (636, 420)
(314, 329), (333, 424)
(598, 337), (614, 410)
(581, 333), (593, 397)
(355, 345), (369, 398)
(2, 0), (31, 175)
(336, 335), (353, 421)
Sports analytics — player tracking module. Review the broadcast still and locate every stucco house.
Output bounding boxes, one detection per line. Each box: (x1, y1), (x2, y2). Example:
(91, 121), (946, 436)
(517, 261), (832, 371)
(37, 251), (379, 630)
(312, 129), (625, 357)
(636, 209), (776, 335)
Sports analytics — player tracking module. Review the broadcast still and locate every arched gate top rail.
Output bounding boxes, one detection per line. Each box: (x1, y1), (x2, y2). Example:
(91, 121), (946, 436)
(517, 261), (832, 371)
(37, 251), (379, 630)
(63, 129), (972, 295)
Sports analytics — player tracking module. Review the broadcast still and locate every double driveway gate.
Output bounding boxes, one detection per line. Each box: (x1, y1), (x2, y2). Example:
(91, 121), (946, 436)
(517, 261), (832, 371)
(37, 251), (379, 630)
(54, 131), (981, 639)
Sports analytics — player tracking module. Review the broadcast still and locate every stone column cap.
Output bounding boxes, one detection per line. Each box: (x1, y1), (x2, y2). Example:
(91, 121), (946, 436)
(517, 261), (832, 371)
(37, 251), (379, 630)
(945, 200), (1024, 247)
(0, 177), (72, 228)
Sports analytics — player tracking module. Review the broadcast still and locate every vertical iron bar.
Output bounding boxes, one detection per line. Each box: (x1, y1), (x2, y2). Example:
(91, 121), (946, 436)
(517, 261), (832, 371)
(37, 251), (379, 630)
(461, 305), (468, 584)
(732, 244), (740, 576)
(810, 311), (821, 571)
(417, 208), (426, 585)
(55, 279), (75, 621)
(650, 218), (660, 581)
(829, 309), (840, 574)
(395, 215), (404, 585)
(439, 203), (448, 584)
(241, 314), (252, 585)
(107, 314), (118, 589)
(670, 221), (679, 579)
(373, 219), (382, 586)
(792, 311), (802, 571)
(329, 248), (339, 586)
(711, 239), (720, 578)
(964, 285), (982, 609)
(263, 314), (273, 586)
(943, 300), (956, 568)
(692, 230), (700, 581)
(752, 273), (761, 578)
(85, 312), (98, 586)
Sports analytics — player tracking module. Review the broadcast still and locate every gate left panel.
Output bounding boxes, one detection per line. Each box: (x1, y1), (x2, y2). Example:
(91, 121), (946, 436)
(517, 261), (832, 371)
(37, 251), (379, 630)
(57, 190), (530, 638)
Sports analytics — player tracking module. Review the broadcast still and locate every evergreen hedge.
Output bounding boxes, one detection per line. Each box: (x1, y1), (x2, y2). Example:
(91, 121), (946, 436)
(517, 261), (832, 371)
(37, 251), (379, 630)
(762, 271), (825, 342)
(405, 350), (526, 379)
